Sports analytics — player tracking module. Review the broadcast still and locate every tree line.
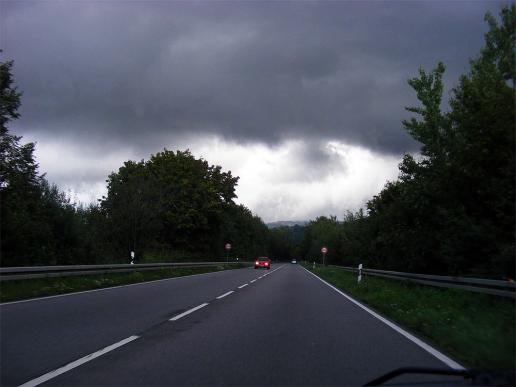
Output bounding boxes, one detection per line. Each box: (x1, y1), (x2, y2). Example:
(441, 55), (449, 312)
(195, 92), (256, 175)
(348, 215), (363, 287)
(0, 57), (268, 265)
(1, 6), (514, 277)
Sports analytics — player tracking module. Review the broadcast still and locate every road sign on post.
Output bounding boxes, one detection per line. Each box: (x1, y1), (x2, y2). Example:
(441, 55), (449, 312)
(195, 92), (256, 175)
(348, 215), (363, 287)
(321, 246), (328, 265)
(225, 243), (232, 263)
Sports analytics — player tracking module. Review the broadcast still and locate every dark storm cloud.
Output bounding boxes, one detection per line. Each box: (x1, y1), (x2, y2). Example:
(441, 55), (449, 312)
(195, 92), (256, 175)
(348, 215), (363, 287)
(1, 0), (502, 155)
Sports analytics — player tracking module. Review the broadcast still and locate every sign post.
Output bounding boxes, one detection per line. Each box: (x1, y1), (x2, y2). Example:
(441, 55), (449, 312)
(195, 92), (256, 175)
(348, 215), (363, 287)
(225, 243), (232, 263)
(321, 246), (328, 266)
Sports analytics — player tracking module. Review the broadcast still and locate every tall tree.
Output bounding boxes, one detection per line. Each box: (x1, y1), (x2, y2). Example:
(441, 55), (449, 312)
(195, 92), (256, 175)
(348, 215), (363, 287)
(1, 57), (89, 266)
(0, 57), (44, 265)
(366, 5), (515, 275)
(100, 149), (241, 261)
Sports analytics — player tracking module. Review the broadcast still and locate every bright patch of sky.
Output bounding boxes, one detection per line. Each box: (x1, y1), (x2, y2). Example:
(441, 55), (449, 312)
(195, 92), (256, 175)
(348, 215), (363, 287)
(29, 134), (399, 222)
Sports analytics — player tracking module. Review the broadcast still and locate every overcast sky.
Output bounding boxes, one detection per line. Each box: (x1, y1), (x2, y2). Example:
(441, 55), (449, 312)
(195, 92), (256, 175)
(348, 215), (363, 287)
(1, 0), (503, 222)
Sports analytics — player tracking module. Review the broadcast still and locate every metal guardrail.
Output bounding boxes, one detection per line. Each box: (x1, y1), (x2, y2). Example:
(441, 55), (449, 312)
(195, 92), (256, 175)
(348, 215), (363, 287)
(327, 265), (516, 298)
(0, 262), (249, 281)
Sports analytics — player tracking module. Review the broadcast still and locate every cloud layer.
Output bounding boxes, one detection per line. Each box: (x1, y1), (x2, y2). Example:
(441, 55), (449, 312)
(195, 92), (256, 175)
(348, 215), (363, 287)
(1, 1), (502, 220)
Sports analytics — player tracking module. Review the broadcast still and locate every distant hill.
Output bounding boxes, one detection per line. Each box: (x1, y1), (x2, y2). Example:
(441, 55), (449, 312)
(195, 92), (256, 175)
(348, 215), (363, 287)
(266, 220), (308, 229)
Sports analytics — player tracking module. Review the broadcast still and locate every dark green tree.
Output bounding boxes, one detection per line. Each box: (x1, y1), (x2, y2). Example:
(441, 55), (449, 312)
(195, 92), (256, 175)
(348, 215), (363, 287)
(218, 204), (269, 261)
(366, 5), (515, 275)
(0, 57), (43, 265)
(300, 216), (340, 265)
(100, 149), (243, 261)
(1, 57), (91, 266)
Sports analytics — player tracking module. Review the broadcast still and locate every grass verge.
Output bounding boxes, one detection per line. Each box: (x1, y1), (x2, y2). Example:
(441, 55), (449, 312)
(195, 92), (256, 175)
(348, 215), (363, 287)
(304, 264), (515, 370)
(0, 263), (249, 303)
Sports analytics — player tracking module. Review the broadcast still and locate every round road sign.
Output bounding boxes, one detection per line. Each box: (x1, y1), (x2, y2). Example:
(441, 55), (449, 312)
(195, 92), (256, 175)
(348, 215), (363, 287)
(321, 246), (328, 254)
(225, 243), (232, 250)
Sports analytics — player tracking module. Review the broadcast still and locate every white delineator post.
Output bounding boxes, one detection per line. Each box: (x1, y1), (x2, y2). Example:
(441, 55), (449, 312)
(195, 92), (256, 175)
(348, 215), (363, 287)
(358, 263), (363, 283)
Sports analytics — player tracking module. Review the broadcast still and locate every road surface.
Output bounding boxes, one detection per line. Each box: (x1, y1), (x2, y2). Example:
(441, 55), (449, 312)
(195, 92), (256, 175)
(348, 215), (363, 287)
(1, 264), (463, 386)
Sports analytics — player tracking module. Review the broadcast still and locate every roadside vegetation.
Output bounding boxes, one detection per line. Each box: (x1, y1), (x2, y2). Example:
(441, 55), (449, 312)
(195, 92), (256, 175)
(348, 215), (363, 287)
(269, 6), (515, 279)
(0, 264), (249, 303)
(305, 264), (515, 370)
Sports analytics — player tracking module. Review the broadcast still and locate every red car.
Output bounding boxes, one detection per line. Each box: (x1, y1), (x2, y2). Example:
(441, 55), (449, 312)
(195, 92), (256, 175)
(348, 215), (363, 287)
(254, 257), (271, 269)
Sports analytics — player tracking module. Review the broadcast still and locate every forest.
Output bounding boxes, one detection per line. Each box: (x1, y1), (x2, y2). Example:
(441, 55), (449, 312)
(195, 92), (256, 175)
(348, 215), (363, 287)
(1, 6), (514, 277)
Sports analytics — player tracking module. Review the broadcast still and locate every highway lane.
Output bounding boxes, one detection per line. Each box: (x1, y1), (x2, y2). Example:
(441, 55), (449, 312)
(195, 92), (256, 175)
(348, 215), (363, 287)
(3, 264), (465, 386)
(0, 266), (266, 386)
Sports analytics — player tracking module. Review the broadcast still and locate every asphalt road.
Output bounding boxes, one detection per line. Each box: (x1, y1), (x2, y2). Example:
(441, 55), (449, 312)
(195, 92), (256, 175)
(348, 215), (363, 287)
(0, 264), (464, 386)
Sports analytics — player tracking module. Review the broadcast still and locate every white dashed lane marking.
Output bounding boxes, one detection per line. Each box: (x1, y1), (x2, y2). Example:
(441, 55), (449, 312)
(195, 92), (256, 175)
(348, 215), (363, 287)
(170, 303), (209, 321)
(20, 264), (287, 386)
(216, 291), (234, 300)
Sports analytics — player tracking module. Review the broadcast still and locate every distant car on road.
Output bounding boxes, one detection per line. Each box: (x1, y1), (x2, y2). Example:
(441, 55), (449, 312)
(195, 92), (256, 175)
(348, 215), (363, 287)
(254, 257), (271, 269)
(291, 259), (297, 264)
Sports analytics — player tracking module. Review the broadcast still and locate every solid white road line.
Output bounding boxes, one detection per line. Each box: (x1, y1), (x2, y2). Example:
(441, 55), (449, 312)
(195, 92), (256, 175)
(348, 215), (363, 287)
(20, 335), (140, 387)
(302, 267), (465, 370)
(216, 291), (234, 299)
(170, 303), (209, 321)
(1, 269), (238, 307)
(238, 284), (248, 289)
